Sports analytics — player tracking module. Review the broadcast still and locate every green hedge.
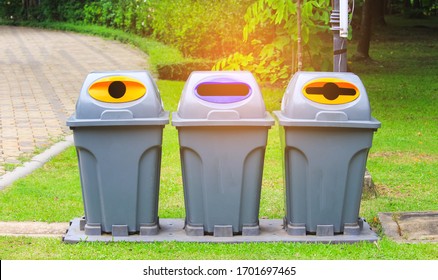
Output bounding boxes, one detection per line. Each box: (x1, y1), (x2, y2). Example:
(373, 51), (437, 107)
(157, 61), (215, 81)
(150, 0), (252, 59)
(0, 0), (89, 22)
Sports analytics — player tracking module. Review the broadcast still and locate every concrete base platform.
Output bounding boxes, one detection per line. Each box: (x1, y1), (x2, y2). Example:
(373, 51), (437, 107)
(63, 218), (378, 244)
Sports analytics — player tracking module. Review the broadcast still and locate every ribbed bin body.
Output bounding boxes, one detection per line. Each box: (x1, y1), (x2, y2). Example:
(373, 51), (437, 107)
(73, 126), (164, 233)
(275, 71), (380, 234)
(67, 71), (168, 235)
(281, 126), (375, 233)
(172, 71), (274, 235)
(178, 126), (269, 234)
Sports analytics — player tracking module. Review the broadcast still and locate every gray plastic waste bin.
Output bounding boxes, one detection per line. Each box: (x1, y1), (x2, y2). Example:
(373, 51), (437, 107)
(274, 72), (380, 236)
(172, 71), (274, 236)
(67, 71), (169, 236)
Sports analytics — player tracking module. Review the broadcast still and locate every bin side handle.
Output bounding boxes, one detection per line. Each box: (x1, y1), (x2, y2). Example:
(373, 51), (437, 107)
(100, 110), (134, 120)
(207, 110), (240, 120)
(315, 111), (348, 122)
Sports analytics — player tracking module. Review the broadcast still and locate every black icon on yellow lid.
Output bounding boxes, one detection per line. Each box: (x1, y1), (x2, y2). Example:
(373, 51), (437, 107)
(89, 76), (146, 103)
(302, 78), (359, 105)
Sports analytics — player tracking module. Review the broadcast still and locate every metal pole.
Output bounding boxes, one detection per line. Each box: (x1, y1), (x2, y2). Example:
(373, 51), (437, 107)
(330, 0), (348, 72)
(297, 0), (303, 71)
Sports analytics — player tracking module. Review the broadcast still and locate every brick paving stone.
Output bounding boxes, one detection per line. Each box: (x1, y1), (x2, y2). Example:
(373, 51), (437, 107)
(5, 158), (21, 164)
(0, 26), (150, 176)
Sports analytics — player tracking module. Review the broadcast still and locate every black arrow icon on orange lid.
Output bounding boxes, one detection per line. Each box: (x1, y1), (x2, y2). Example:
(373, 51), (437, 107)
(306, 82), (357, 101)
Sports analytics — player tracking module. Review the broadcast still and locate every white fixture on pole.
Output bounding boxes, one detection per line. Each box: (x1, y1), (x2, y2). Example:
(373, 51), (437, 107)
(339, 0), (349, 38)
(330, 0), (349, 72)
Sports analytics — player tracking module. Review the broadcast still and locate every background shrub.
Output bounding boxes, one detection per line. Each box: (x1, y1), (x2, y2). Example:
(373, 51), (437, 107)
(0, 0), (89, 22)
(150, 0), (252, 59)
(82, 0), (251, 59)
(83, 0), (153, 36)
(157, 61), (215, 81)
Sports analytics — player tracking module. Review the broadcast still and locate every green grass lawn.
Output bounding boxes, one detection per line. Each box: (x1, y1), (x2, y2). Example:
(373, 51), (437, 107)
(0, 16), (437, 259)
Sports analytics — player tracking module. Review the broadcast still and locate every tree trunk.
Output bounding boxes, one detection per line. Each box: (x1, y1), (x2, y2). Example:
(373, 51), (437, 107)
(355, 0), (374, 60)
(386, 0), (391, 15)
(374, 0), (387, 26)
(22, 0), (38, 20)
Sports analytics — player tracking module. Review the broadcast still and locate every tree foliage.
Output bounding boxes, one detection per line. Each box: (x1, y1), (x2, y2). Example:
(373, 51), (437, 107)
(83, 0), (154, 36)
(0, 0), (89, 22)
(150, 0), (252, 59)
(214, 0), (332, 85)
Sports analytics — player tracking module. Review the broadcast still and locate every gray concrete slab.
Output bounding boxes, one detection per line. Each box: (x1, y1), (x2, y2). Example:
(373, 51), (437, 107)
(379, 211), (438, 243)
(0, 221), (68, 237)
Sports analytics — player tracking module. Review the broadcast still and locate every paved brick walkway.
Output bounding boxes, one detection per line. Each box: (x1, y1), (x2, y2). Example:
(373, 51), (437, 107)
(0, 26), (150, 176)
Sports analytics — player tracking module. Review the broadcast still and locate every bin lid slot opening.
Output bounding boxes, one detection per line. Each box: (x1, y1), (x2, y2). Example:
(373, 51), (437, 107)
(195, 81), (251, 103)
(108, 81), (126, 99)
(306, 82), (356, 100)
(89, 76), (146, 103)
(302, 78), (359, 105)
